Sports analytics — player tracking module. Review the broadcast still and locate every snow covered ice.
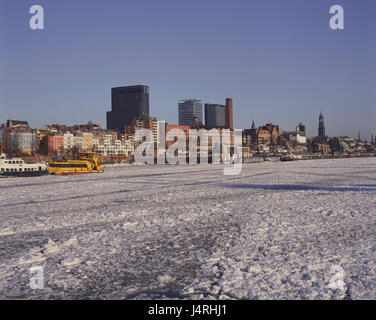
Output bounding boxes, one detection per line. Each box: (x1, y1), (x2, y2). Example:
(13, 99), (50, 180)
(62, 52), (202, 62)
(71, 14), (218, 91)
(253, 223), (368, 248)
(0, 158), (375, 299)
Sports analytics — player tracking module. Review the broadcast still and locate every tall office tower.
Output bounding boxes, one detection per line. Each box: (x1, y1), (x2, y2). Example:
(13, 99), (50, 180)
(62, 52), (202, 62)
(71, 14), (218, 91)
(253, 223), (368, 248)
(225, 98), (233, 129)
(107, 85), (150, 132)
(205, 104), (227, 128)
(318, 112), (326, 137)
(178, 99), (203, 126)
(205, 98), (233, 129)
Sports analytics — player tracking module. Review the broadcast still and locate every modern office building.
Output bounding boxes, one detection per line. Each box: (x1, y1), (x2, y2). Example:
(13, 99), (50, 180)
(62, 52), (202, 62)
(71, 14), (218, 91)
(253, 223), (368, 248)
(204, 98), (233, 129)
(107, 85), (150, 132)
(205, 104), (226, 128)
(178, 99), (203, 126)
(225, 98), (233, 129)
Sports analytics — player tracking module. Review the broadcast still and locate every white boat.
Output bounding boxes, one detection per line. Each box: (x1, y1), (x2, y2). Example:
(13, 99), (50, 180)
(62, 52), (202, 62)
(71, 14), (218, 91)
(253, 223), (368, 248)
(280, 152), (299, 162)
(0, 153), (48, 177)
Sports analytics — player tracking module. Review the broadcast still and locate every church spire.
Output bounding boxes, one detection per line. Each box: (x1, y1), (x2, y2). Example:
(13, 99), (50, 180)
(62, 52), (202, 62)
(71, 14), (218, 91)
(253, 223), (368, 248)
(318, 112), (325, 137)
(251, 120), (256, 129)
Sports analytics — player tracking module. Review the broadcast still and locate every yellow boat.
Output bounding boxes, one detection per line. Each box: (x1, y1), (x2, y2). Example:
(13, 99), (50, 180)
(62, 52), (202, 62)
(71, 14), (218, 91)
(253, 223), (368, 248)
(48, 152), (103, 175)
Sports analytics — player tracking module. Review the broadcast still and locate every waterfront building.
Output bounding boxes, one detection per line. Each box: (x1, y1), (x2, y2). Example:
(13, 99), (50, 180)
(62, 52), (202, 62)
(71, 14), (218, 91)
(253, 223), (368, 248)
(63, 133), (75, 151)
(204, 98), (233, 129)
(164, 124), (190, 149)
(328, 136), (359, 154)
(42, 124), (69, 133)
(2, 129), (36, 155)
(282, 122), (307, 145)
(178, 99), (203, 126)
(80, 132), (93, 151)
(124, 117), (159, 146)
(243, 122), (282, 147)
(205, 104), (226, 128)
(313, 142), (330, 154)
(225, 98), (233, 130)
(107, 85), (150, 132)
(6, 120), (29, 130)
(47, 134), (64, 156)
(35, 130), (49, 155)
(2, 120), (36, 155)
(73, 123), (102, 132)
(92, 134), (134, 157)
(296, 122), (306, 136)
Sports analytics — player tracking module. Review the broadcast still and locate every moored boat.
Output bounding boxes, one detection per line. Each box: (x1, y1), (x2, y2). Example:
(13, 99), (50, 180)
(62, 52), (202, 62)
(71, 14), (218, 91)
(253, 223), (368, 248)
(47, 152), (103, 175)
(280, 152), (299, 162)
(0, 153), (48, 177)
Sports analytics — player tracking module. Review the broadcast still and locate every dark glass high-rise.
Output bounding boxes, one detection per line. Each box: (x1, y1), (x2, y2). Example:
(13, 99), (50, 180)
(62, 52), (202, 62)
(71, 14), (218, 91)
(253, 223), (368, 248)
(107, 85), (150, 132)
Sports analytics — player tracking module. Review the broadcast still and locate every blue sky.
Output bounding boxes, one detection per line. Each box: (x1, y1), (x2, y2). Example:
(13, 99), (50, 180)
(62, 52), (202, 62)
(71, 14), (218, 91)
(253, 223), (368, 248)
(0, 0), (375, 138)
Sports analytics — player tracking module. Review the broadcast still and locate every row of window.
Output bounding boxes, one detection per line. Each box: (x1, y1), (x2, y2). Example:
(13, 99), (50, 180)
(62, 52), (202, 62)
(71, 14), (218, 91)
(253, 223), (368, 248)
(49, 164), (89, 168)
(1, 167), (37, 172)
(3, 160), (24, 164)
(96, 152), (129, 155)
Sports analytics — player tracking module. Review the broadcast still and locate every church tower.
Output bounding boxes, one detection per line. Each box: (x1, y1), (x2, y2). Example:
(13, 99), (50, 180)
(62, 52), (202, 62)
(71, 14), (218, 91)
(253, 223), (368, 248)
(318, 112), (325, 137)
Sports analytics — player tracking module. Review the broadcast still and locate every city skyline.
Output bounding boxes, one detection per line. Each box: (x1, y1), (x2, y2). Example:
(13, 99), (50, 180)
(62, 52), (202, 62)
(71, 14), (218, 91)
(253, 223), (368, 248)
(0, 0), (375, 138)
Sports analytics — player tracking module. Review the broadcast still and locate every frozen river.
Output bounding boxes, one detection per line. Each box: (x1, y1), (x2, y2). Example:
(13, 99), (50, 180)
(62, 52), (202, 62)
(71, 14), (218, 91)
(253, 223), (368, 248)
(0, 158), (376, 299)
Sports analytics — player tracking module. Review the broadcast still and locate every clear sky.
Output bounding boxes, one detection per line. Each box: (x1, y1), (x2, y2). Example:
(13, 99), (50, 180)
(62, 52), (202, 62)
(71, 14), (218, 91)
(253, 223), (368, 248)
(0, 0), (375, 138)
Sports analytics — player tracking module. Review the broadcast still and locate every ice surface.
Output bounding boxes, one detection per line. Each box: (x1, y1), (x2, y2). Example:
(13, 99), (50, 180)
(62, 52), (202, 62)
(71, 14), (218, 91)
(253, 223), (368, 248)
(0, 158), (375, 299)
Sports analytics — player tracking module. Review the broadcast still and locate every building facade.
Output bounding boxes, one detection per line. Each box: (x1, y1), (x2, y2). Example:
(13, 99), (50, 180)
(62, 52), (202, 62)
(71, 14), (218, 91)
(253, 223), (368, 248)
(205, 104), (226, 128)
(124, 117), (159, 146)
(3, 129), (36, 155)
(282, 122), (307, 145)
(178, 99), (203, 126)
(63, 133), (75, 151)
(92, 134), (134, 157)
(225, 98), (233, 130)
(164, 124), (190, 149)
(6, 120), (29, 130)
(107, 85), (150, 132)
(47, 135), (64, 156)
(204, 98), (233, 129)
